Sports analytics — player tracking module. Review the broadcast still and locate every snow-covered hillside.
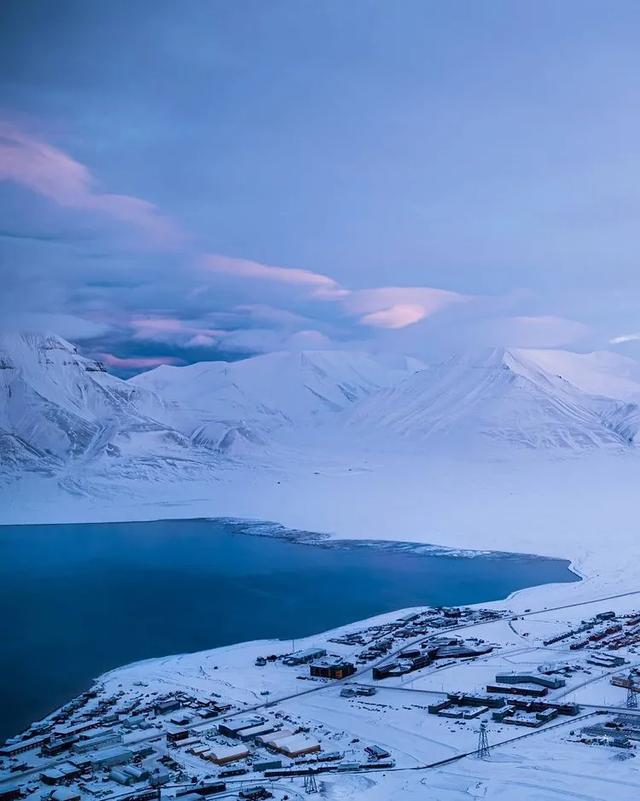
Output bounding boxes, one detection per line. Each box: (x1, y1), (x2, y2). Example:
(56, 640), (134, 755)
(132, 350), (424, 429)
(0, 333), (218, 483)
(346, 348), (633, 450)
(4, 333), (640, 531)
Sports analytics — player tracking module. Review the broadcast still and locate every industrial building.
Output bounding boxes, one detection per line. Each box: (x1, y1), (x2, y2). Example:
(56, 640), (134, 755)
(40, 763), (82, 785)
(273, 734), (321, 757)
(492, 699), (580, 728)
(309, 656), (356, 680)
(218, 716), (265, 738)
(0, 734), (48, 757)
(258, 729), (295, 748)
(494, 673), (566, 690)
(237, 723), (278, 742)
(487, 683), (548, 698)
(429, 693), (505, 720)
(47, 789), (82, 801)
(88, 745), (134, 768)
(205, 744), (250, 765)
(283, 647), (327, 666)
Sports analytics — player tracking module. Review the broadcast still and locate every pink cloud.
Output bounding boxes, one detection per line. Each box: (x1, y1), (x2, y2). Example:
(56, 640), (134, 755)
(130, 317), (184, 339)
(129, 316), (224, 345)
(347, 286), (469, 329)
(97, 353), (183, 369)
(359, 303), (430, 329)
(200, 253), (349, 299)
(0, 121), (182, 247)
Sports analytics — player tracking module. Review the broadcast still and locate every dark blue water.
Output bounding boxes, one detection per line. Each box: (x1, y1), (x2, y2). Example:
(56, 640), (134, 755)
(0, 518), (577, 740)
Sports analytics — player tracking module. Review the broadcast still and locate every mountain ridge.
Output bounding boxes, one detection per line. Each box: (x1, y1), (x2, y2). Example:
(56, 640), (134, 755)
(2, 332), (640, 488)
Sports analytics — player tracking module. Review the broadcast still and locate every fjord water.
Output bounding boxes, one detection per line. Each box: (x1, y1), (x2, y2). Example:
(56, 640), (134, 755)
(0, 519), (576, 740)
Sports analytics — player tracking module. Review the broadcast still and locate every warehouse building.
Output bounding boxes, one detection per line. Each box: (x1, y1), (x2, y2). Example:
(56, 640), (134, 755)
(283, 647), (327, 666)
(494, 673), (566, 690)
(218, 716), (265, 738)
(258, 729), (295, 748)
(40, 763), (82, 785)
(88, 745), (134, 768)
(309, 656), (356, 680)
(273, 734), (321, 757)
(0, 734), (48, 757)
(238, 723), (278, 742)
(47, 789), (82, 801)
(205, 744), (250, 765)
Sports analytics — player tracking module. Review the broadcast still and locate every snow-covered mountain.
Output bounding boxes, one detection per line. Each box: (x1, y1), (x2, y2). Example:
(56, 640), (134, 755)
(131, 350), (425, 428)
(3, 333), (640, 491)
(130, 350), (425, 454)
(346, 348), (635, 450)
(0, 333), (216, 482)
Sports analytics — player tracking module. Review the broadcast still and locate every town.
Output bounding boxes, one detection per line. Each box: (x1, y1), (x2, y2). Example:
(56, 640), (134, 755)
(3, 590), (640, 801)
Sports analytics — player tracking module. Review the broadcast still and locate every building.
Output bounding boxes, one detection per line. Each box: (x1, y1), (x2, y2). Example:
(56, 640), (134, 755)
(166, 725), (191, 743)
(366, 745), (390, 760)
(72, 731), (121, 753)
(254, 758), (282, 771)
(587, 654), (626, 668)
(41, 763), (82, 785)
(205, 744), (250, 765)
(309, 656), (356, 680)
(257, 729), (295, 748)
(48, 789), (82, 801)
(283, 647), (327, 666)
(237, 723), (278, 742)
(487, 683), (548, 698)
(492, 700), (580, 728)
(88, 745), (134, 768)
(273, 734), (321, 757)
(0, 734), (48, 757)
(53, 721), (99, 739)
(148, 765), (172, 787)
(494, 673), (566, 690)
(154, 698), (181, 715)
(218, 716), (265, 738)
(108, 765), (150, 785)
(0, 785), (23, 801)
(41, 737), (76, 757)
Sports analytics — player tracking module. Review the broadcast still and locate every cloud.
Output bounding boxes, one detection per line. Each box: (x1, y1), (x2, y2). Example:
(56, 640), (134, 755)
(0, 312), (110, 340)
(610, 333), (640, 344)
(217, 327), (333, 354)
(200, 253), (349, 299)
(495, 315), (589, 348)
(346, 286), (469, 329)
(97, 353), (183, 369)
(0, 121), (182, 247)
(129, 316), (225, 346)
(0, 120), (601, 372)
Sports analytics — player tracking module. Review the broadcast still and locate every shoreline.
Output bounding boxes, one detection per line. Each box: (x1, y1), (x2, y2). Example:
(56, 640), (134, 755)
(0, 515), (581, 742)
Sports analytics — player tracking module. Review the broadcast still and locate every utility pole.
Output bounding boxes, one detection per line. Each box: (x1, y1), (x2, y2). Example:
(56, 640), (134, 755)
(627, 673), (638, 709)
(477, 720), (490, 759)
(304, 773), (319, 793)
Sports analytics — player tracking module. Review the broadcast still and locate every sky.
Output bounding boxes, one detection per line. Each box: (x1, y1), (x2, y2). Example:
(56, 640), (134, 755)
(2, 0), (640, 375)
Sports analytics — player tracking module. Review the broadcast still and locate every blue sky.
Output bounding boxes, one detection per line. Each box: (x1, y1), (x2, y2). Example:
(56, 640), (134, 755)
(2, 0), (640, 373)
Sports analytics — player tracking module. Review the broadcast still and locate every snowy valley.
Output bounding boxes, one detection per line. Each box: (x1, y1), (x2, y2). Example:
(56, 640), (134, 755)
(2, 331), (640, 582)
